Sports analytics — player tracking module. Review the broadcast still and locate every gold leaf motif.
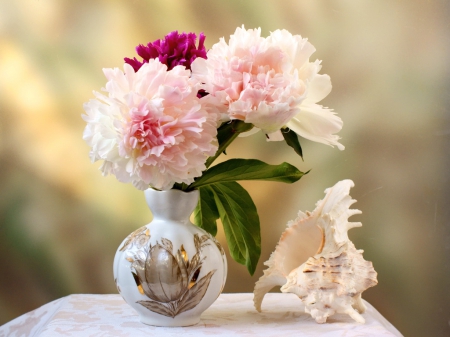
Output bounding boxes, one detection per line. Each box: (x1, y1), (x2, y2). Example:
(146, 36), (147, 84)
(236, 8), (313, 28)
(194, 234), (201, 251)
(137, 300), (175, 318)
(132, 272), (145, 295)
(216, 242), (225, 256)
(189, 266), (201, 289)
(161, 238), (173, 252)
(131, 233), (218, 317)
(175, 270), (216, 316)
(205, 232), (225, 256)
(180, 245), (189, 264)
(188, 252), (201, 276)
(136, 270), (217, 318)
(144, 243), (186, 303)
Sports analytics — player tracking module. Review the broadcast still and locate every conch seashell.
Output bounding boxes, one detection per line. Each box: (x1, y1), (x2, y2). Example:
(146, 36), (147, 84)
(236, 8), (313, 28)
(253, 179), (378, 323)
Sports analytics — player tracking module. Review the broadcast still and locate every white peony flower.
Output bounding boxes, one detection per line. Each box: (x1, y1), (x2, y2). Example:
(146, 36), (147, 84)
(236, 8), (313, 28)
(191, 26), (344, 149)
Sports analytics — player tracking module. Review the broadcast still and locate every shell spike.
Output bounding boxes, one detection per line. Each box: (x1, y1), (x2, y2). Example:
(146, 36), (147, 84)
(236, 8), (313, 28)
(348, 221), (363, 229)
(348, 209), (362, 217)
(346, 308), (365, 324)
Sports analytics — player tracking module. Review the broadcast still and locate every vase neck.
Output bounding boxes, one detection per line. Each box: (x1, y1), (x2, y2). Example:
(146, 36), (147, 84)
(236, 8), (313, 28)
(144, 189), (199, 221)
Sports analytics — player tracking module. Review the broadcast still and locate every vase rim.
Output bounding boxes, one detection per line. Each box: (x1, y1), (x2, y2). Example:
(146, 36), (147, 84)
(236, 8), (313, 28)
(144, 188), (199, 220)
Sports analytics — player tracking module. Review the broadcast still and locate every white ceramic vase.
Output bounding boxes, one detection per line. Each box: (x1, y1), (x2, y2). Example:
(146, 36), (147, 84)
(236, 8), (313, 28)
(113, 189), (227, 326)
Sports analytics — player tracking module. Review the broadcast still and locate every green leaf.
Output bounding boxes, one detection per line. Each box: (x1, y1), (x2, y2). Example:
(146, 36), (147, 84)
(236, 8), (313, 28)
(205, 121), (254, 168)
(282, 128), (303, 159)
(190, 159), (306, 189)
(193, 187), (219, 236)
(209, 182), (261, 275)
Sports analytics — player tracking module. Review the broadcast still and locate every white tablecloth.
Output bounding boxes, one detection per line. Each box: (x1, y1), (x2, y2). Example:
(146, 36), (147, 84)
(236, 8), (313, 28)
(0, 293), (402, 336)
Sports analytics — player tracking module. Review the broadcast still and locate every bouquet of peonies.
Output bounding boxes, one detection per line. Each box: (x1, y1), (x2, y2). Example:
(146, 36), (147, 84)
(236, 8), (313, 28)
(82, 26), (343, 275)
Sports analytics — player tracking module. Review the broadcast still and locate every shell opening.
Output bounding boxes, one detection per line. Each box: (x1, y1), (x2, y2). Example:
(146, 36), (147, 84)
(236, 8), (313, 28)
(279, 223), (324, 276)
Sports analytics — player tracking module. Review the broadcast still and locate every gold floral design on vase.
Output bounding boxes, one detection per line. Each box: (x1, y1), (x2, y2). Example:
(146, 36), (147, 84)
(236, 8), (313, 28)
(203, 231), (225, 257)
(126, 232), (216, 318)
(119, 226), (150, 252)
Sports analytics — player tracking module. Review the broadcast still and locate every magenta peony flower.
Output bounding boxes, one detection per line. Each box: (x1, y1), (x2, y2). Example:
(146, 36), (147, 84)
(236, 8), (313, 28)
(82, 60), (218, 190)
(125, 31), (207, 72)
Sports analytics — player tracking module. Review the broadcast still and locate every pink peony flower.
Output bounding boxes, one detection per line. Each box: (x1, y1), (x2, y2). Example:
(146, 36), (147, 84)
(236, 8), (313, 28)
(125, 31), (207, 72)
(191, 26), (344, 149)
(82, 60), (218, 190)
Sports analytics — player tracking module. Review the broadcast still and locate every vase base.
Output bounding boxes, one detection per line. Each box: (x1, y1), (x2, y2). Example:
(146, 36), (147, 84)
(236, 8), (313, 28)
(139, 315), (200, 327)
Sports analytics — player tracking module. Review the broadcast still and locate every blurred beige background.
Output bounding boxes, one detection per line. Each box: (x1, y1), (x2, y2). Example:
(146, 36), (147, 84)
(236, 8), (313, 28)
(1, 0), (449, 336)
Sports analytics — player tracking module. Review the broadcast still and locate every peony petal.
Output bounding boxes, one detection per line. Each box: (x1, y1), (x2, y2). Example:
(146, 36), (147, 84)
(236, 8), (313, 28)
(244, 101), (296, 134)
(238, 127), (261, 138)
(303, 74), (332, 104)
(266, 130), (284, 141)
(190, 57), (209, 80)
(268, 29), (316, 70)
(286, 104), (344, 150)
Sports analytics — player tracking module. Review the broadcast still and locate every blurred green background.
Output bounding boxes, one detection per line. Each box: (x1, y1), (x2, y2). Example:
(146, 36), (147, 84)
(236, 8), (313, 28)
(1, 0), (449, 336)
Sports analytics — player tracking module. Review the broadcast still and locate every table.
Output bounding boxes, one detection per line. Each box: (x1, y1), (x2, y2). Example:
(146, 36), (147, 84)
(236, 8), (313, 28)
(0, 293), (402, 336)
